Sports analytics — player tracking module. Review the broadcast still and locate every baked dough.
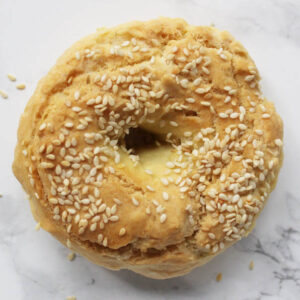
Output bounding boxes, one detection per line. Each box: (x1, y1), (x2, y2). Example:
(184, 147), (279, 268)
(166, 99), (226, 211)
(13, 18), (283, 279)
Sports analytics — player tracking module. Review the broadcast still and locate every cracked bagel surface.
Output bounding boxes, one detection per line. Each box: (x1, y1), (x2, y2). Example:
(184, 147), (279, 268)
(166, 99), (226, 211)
(13, 18), (283, 279)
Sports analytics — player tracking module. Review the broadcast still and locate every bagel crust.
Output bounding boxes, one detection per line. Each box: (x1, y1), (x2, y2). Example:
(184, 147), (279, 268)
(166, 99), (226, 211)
(13, 18), (283, 279)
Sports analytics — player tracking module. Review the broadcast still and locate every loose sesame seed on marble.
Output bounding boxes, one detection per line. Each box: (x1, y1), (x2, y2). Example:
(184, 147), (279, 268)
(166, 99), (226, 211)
(7, 73), (17, 81)
(16, 83), (26, 90)
(0, 89), (8, 99)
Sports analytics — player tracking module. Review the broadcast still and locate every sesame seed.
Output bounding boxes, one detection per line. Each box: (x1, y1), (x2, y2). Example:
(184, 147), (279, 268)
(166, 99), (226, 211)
(245, 75), (255, 82)
(208, 232), (216, 239)
(74, 91), (80, 100)
(39, 123), (47, 131)
(169, 121), (178, 127)
(183, 48), (189, 56)
(16, 83), (26, 90)
(230, 112), (239, 119)
(180, 186), (188, 193)
(65, 122), (74, 128)
(200, 101), (210, 107)
(49, 197), (58, 204)
(0, 90), (8, 99)
(195, 88), (206, 94)
(186, 97), (195, 103)
(66, 239), (72, 248)
(262, 113), (270, 119)
(249, 260), (254, 270)
(219, 113), (228, 119)
(119, 227), (126, 236)
(7, 73), (16, 81)
(67, 252), (76, 261)
(220, 53), (227, 60)
(132, 197), (139, 206)
(180, 79), (189, 88)
(146, 185), (155, 192)
(145, 169), (153, 175)
(103, 237), (108, 247)
(172, 46), (178, 53)
(66, 296), (76, 300)
(161, 178), (169, 186)
(219, 214), (225, 223)
(202, 66), (210, 75)
(160, 214), (167, 223)
(274, 139), (283, 147)
(109, 215), (119, 222)
(40, 162), (54, 169)
(166, 162), (174, 168)
(193, 78), (202, 86)
(162, 192), (169, 201)
(216, 273), (222, 282)
(97, 234), (103, 243)
(35, 222), (41, 231)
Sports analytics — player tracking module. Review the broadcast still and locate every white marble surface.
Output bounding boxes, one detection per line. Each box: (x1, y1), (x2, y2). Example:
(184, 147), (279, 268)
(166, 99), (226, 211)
(0, 0), (299, 299)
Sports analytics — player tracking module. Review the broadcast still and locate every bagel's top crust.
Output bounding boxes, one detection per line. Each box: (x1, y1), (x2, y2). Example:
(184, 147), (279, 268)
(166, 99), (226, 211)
(13, 18), (283, 267)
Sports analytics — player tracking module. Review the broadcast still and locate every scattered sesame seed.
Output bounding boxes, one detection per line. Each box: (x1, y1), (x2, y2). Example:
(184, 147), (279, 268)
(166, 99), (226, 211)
(216, 273), (222, 282)
(67, 252), (76, 261)
(35, 222), (41, 231)
(0, 89), (8, 99)
(7, 73), (16, 81)
(249, 260), (254, 270)
(16, 83), (26, 90)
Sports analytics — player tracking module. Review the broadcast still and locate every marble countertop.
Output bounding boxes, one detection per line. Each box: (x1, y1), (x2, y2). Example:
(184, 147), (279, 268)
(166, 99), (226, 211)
(0, 0), (299, 299)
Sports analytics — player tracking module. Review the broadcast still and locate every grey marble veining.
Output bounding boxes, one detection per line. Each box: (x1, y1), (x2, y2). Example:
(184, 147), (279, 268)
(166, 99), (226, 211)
(0, 0), (299, 299)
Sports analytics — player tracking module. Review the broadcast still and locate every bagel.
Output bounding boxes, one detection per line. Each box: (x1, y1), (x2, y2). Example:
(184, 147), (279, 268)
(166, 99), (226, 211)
(13, 18), (283, 279)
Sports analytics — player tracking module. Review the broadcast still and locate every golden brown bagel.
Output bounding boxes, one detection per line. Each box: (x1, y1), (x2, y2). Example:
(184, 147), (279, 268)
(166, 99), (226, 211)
(13, 18), (283, 279)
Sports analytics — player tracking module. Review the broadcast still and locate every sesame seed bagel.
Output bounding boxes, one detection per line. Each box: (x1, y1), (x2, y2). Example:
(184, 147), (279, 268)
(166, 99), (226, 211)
(13, 18), (283, 279)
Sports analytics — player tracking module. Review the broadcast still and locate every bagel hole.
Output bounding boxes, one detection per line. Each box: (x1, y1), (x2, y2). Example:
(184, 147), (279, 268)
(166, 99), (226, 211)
(123, 127), (162, 154)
